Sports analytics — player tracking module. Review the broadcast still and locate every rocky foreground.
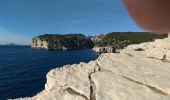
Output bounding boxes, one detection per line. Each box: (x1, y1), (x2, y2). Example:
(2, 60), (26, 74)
(15, 35), (170, 100)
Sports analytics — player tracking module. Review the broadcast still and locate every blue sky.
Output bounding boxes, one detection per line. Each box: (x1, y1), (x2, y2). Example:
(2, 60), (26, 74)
(0, 0), (142, 45)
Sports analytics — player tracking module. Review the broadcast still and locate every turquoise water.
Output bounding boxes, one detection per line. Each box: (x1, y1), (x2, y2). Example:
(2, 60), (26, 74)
(0, 46), (99, 100)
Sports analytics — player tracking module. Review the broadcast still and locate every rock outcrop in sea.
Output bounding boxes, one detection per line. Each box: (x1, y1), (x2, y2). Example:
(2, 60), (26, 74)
(16, 34), (170, 100)
(32, 34), (94, 50)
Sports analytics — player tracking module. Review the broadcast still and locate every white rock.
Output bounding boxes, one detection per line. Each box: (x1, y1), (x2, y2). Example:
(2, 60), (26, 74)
(166, 50), (170, 62)
(97, 53), (170, 95)
(121, 38), (170, 60)
(92, 71), (170, 100)
(32, 38), (49, 49)
(168, 33), (170, 40)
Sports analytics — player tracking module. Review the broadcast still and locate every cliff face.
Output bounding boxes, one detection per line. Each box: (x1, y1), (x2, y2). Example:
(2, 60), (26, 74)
(15, 34), (170, 100)
(32, 38), (49, 49)
(90, 35), (104, 43)
(92, 46), (116, 53)
(32, 34), (94, 50)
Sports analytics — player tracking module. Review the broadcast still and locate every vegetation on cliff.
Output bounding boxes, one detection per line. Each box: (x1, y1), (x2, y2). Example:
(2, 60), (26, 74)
(94, 32), (167, 49)
(38, 34), (87, 41)
(32, 32), (167, 50)
(33, 34), (94, 50)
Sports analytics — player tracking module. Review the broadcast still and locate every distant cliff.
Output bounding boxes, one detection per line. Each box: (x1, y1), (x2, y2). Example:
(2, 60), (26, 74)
(90, 32), (167, 53)
(93, 32), (167, 49)
(32, 32), (167, 52)
(32, 34), (94, 50)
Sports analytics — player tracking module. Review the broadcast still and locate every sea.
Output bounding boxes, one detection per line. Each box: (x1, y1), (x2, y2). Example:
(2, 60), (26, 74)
(0, 45), (99, 100)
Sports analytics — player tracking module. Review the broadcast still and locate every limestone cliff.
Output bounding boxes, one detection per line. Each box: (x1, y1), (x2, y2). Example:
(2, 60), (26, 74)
(32, 34), (94, 50)
(15, 34), (170, 100)
(92, 46), (116, 53)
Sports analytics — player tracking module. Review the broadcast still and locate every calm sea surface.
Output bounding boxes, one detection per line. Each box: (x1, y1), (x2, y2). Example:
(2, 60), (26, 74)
(0, 46), (99, 100)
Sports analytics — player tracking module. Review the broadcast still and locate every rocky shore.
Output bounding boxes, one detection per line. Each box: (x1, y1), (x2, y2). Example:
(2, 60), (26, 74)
(14, 34), (170, 100)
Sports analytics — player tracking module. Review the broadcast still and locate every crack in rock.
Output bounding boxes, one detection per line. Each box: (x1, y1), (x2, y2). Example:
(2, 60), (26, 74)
(88, 71), (97, 100)
(96, 62), (115, 74)
(134, 48), (145, 51)
(96, 62), (170, 96)
(65, 87), (89, 100)
(64, 65), (99, 100)
(124, 53), (134, 57)
(147, 54), (170, 63)
(122, 76), (169, 96)
(162, 54), (170, 63)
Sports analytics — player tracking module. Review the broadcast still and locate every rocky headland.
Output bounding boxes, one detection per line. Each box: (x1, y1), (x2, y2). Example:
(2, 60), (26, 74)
(14, 34), (170, 100)
(32, 34), (94, 50)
